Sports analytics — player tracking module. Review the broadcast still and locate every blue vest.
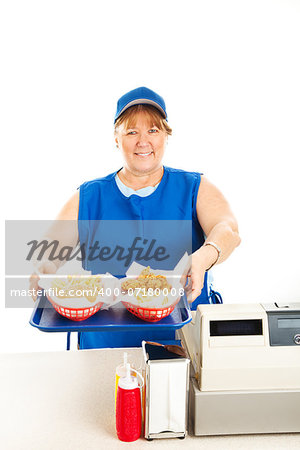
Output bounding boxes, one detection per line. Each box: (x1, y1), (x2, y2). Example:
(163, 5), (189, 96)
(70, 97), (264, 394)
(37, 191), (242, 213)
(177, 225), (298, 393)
(77, 166), (219, 349)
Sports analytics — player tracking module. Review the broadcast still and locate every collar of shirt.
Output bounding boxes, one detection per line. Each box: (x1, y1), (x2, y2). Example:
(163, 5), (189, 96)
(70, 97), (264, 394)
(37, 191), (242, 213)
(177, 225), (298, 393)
(115, 174), (160, 198)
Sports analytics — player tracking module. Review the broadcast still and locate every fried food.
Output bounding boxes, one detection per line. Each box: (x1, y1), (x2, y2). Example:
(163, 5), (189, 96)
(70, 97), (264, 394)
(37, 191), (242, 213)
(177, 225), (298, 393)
(52, 275), (102, 303)
(121, 266), (171, 293)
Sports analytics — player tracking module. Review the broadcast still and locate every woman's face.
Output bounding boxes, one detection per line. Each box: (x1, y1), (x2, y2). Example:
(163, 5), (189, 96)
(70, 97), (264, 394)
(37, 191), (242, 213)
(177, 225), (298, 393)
(115, 111), (168, 175)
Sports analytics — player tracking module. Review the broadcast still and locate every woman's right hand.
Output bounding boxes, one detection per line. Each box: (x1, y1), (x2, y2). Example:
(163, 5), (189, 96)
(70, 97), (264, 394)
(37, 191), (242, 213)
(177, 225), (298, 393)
(29, 261), (57, 301)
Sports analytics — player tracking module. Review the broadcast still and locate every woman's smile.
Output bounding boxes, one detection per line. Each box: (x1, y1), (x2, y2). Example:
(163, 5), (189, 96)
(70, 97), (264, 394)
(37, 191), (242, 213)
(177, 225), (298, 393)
(115, 111), (167, 175)
(134, 151), (154, 157)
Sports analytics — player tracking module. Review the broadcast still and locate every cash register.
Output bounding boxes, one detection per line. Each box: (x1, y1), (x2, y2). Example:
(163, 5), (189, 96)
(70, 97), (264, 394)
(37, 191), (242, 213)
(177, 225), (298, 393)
(179, 302), (300, 436)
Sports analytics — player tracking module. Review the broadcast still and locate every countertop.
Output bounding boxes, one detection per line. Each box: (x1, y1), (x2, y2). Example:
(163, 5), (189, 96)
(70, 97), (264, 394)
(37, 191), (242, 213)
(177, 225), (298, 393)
(0, 348), (299, 450)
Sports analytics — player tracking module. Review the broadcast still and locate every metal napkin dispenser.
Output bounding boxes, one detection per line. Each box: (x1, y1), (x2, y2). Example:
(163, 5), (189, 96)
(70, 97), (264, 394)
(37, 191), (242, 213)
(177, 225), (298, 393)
(181, 302), (300, 391)
(142, 341), (190, 440)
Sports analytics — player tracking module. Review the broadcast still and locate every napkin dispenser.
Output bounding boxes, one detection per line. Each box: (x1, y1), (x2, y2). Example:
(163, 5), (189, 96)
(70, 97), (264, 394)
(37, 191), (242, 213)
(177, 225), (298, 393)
(142, 341), (190, 440)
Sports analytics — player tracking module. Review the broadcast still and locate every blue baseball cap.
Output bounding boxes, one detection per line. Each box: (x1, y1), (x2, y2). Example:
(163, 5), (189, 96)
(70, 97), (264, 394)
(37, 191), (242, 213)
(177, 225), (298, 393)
(114, 86), (167, 123)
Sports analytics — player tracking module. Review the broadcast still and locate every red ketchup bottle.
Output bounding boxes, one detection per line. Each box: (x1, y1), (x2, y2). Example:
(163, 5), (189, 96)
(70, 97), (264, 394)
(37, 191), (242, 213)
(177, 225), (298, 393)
(116, 362), (141, 442)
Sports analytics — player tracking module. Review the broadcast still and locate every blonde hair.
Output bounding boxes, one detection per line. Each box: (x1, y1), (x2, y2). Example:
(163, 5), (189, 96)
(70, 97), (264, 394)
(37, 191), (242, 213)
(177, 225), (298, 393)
(114, 104), (172, 136)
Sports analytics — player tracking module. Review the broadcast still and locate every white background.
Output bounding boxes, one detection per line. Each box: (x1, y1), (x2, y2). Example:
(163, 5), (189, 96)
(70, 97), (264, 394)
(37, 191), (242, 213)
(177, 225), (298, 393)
(1, 0), (300, 352)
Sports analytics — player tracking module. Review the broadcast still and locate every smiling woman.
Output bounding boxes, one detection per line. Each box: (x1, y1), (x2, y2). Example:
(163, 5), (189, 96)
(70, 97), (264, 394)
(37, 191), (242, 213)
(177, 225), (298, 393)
(114, 104), (172, 185)
(30, 86), (241, 349)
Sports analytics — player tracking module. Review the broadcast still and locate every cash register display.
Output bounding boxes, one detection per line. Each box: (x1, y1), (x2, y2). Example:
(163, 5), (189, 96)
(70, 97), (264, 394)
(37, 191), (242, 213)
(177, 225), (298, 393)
(210, 319), (263, 336)
(278, 318), (300, 329)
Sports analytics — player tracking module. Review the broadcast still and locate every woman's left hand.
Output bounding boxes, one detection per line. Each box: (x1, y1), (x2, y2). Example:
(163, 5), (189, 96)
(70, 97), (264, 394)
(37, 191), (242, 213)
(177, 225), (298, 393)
(184, 253), (207, 303)
(183, 245), (220, 303)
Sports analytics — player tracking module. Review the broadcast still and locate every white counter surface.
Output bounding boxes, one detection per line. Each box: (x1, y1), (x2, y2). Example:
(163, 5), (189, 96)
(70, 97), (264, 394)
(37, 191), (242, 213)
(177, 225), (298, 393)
(0, 348), (299, 450)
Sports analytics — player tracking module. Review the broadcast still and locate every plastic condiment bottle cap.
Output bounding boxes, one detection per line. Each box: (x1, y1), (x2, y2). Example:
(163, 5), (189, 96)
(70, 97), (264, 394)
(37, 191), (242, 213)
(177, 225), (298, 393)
(118, 363), (138, 390)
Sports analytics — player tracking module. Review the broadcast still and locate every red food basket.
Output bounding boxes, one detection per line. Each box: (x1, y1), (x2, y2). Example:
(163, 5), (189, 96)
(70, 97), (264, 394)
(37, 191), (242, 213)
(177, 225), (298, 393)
(47, 296), (104, 321)
(122, 298), (180, 322)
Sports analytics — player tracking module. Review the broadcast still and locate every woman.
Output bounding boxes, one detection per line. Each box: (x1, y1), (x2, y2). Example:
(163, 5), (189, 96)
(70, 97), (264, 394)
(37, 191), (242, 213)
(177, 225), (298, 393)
(30, 86), (241, 348)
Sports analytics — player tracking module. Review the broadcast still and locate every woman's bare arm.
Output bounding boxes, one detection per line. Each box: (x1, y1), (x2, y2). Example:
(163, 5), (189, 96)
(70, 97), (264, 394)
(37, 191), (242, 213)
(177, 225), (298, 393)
(57, 191), (80, 220)
(29, 192), (80, 299)
(47, 191), (79, 250)
(186, 176), (241, 302)
(37, 191), (80, 269)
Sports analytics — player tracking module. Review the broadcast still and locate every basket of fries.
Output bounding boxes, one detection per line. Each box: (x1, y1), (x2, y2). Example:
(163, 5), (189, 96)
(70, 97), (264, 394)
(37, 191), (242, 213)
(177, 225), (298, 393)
(120, 265), (185, 323)
(39, 274), (105, 321)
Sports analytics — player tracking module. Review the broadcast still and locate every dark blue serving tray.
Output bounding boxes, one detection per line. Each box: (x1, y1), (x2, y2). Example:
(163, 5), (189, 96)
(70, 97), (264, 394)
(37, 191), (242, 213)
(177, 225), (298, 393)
(29, 294), (192, 333)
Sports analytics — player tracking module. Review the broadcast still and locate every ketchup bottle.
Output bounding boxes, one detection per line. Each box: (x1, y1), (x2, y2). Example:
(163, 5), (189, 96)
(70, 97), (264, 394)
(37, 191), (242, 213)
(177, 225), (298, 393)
(116, 363), (141, 442)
